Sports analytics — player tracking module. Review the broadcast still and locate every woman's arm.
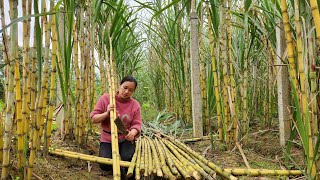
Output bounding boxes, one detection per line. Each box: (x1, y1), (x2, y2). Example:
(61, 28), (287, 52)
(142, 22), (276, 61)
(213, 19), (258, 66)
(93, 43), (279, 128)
(90, 95), (112, 124)
(125, 106), (142, 141)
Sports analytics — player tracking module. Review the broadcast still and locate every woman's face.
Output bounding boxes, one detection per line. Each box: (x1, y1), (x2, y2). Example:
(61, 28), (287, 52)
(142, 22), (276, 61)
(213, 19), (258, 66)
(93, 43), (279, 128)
(118, 81), (136, 99)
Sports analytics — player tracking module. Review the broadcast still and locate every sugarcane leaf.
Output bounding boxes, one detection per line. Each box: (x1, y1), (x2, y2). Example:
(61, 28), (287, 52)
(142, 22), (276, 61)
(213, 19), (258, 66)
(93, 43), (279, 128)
(291, 80), (308, 153)
(0, 63), (6, 69)
(0, 11), (58, 33)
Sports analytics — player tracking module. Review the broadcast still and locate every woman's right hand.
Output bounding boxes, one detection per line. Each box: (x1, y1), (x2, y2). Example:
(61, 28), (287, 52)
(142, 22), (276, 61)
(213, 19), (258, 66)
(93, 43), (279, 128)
(107, 104), (115, 113)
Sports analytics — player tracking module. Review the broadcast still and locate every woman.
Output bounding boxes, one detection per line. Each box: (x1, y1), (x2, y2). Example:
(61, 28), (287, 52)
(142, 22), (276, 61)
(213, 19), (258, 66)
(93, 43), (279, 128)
(90, 75), (142, 178)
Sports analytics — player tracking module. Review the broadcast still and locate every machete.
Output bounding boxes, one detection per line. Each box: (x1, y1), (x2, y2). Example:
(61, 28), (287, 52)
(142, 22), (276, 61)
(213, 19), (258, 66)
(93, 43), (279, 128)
(114, 117), (128, 135)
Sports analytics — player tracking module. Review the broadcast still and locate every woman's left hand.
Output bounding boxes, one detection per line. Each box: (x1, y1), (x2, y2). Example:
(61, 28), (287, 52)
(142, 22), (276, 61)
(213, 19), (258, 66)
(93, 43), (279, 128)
(125, 129), (138, 141)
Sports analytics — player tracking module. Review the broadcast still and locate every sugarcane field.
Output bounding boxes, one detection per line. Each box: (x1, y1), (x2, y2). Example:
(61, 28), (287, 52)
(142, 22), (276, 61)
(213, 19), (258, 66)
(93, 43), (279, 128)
(1, 0), (320, 179)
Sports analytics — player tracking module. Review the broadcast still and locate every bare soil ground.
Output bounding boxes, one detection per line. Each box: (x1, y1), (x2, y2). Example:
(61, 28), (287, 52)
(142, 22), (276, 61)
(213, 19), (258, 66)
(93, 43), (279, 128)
(4, 124), (305, 180)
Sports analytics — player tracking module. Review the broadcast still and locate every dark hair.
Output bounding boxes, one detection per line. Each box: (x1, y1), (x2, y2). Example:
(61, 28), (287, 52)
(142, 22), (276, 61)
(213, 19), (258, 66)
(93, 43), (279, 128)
(120, 75), (138, 89)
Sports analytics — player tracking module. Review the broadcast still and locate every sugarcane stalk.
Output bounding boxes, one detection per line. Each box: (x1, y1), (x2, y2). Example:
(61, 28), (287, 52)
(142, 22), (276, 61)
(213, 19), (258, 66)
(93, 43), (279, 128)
(167, 137), (237, 180)
(49, 148), (130, 167)
(146, 138), (153, 175)
(280, 0), (298, 87)
(44, 0), (57, 156)
(1, 1), (17, 179)
(158, 138), (179, 175)
(73, 20), (80, 143)
(135, 138), (142, 180)
(15, 56), (23, 169)
(242, 3), (249, 141)
(38, 0), (51, 148)
(78, 5), (85, 144)
(0, 0), (9, 65)
(226, 0), (237, 143)
(163, 139), (205, 180)
(188, 150), (216, 177)
(27, 25), (38, 180)
(154, 138), (175, 179)
(127, 138), (140, 177)
(168, 152), (191, 180)
(165, 139), (214, 179)
(224, 168), (304, 176)
(143, 138), (149, 177)
(108, 36), (121, 180)
(146, 137), (163, 177)
(182, 136), (211, 143)
(156, 137), (198, 179)
(198, 3), (209, 134)
(140, 137), (146, 174)
(206, 3), (223, 143)
(310, 72), (318, 144)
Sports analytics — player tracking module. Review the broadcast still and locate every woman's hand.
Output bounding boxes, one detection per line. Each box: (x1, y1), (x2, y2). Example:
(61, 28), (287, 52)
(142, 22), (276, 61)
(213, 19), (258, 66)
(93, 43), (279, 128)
(125, 129), (138, 141)
(107, 104), (114, 113)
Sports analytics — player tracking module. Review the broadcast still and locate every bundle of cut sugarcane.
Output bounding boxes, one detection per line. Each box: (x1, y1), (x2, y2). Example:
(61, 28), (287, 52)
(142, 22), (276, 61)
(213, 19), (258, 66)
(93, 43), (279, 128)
(126, 135), (237, 180)
(126, 133), (305, 180)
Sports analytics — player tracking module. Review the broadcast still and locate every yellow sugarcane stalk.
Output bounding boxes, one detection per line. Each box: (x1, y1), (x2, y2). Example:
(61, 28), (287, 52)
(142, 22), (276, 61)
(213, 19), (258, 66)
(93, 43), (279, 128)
(73, 21), (81, 144)
(220, 0), (231, 147)
(169, 152), (191, 180)
(78, 6), (85, 144)
(2, 1), (17, 179)
(206, 4), (223, 143)
(199, 5), (209, 134)
(140, 138), (146, 174)
(166, 139), (215, 177)
(164, 139), (211, 180)
(143, 137), (150, 176)
(135, 137), (142, 180)
(310, 72), (318, 144)
(146, 138), (153, 175)
(226, 0), (237, 143)
(39, 0), (50, 146)
(28, 0), (45, 177)
(158, 139), (179, 175)
(224, 168), (304, 176)
(310, 0), (320, 48)
(146, 137), (163, 177)
(154, 138), (175, 179)
(45, 4), (57, 154)
(90, 12), (96, 109)
(30, 30), (37, 142)
(167, 137), (237, 180)
(15, 57), (24, 169)
(184, 28), (191, 123)
(281, 0), (316, 178)
(280, 0), (298, 87)
(127, 138), (140, 177)
(105, 37), (121, 180)
(0, 0), (9, 65)
(309, 0), (320, 148)
(49, 148), (131, 167)
(294, 4), (317, 178)
(295, 0), (308, 131)
(242, 9), (249, 142)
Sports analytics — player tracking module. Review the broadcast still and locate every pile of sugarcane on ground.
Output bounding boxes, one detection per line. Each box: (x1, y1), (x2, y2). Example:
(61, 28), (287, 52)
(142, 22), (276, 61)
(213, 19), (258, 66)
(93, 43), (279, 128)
(124, 132), (304, 180)
(49, 132), (304, 180)
(127, 134), (234, 180)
